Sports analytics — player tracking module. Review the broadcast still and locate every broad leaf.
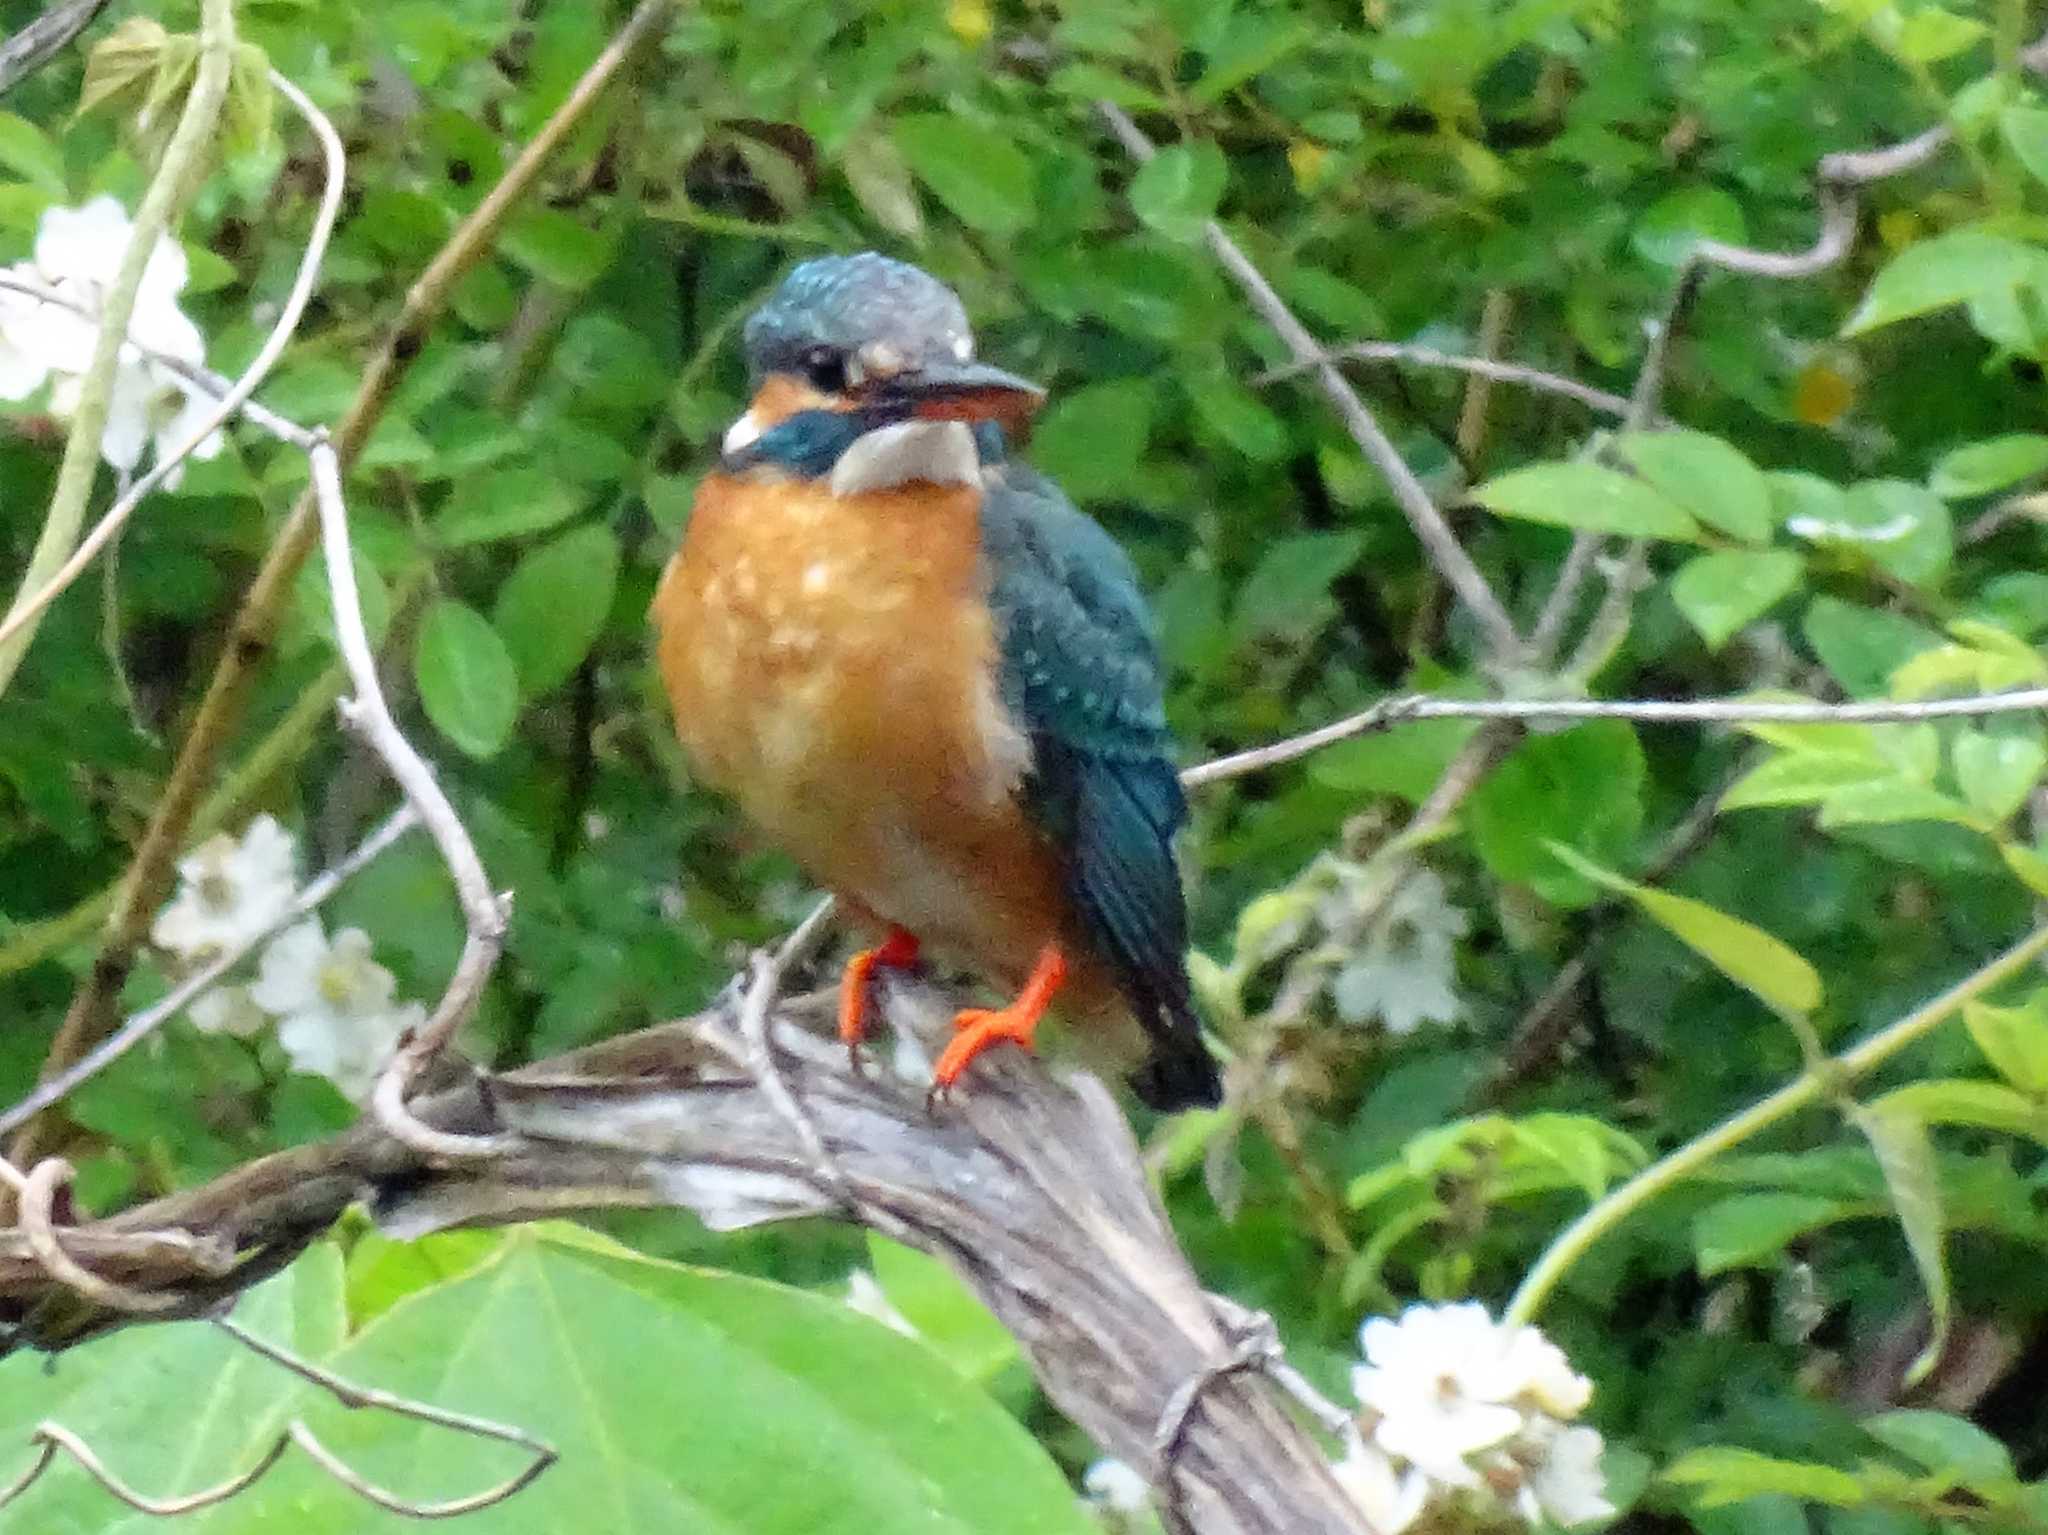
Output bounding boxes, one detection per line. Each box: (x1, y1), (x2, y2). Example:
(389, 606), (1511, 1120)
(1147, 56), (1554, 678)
(1664, 1447), (1868, 1509)
(1865, 1409), (2016, 1491)
(415, 599), (520, 760)
(1963, 994), (2048, 1096)
(1128, 141), (1226, 242)
(1469, 721), (1645, 907)
(1615, 430), (1772, 542)
(1929, 434), (2048, 498)
(894, 114), (1035, 235)
(1470, 462), (1698, 540)
(1952, 731), (2046, 821)
(492, 525), (621, 697)
(1547, 845), (1822, 1014)
(1844, 231), (2042, 336)
(433, 467), (588, 547)
(1694, 1193), (1859, 1275)
(1670, 549), (1802, 650)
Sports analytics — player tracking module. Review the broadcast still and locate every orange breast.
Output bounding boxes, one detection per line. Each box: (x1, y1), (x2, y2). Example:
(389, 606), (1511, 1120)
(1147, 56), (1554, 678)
(651, 471), (1068, 982)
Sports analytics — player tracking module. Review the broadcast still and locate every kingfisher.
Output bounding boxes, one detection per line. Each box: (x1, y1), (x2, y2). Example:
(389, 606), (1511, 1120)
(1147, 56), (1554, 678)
(652, 253), (1220, 1111)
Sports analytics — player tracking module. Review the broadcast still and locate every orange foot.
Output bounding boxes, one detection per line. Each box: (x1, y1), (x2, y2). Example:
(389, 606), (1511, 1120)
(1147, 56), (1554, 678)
(929, 944), (1068, 1107)
(838, 926), (921, 1060)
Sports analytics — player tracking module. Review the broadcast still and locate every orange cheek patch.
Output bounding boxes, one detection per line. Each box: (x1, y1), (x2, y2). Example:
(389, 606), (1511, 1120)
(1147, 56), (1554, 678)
(747, 374), (844, 430)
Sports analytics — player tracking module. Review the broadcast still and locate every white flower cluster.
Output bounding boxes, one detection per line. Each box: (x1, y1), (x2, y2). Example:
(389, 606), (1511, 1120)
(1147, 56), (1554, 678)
(1076, 1304), (1609, 1535)
(1337, 1302), (1614, 1532)
(1329, 865), (1469, 1036)
(152, 816), (420, 1102)
(0, 196), (222, 483)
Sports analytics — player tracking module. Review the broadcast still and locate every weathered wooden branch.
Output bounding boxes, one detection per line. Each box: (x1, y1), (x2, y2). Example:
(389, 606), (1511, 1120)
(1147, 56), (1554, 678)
(0, 978), (1372, 1535)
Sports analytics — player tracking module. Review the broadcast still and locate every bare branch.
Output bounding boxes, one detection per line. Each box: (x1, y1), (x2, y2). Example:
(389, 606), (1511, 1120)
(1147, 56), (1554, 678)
(0, 984), (1377, 1535)
(11, 1158), (178, 1313)
(1180, 687), (2048, 788)
(308, 439), (513, 1161)
(0, 806), (418, 1141)
(1096, 101), (1523, 662)
(214, 1318), (558, 1517)
(0, 0), (111, 98)
(1255, 341), (1640, 421)
(0, 67), (344, 653)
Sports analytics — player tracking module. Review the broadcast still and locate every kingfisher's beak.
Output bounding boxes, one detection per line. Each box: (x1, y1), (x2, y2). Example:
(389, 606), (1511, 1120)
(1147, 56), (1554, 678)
(870, 361), (1045, 423)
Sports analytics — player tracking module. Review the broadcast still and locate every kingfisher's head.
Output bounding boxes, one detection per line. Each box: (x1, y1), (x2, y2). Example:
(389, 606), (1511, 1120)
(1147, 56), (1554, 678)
(723, 253), (1043, 489)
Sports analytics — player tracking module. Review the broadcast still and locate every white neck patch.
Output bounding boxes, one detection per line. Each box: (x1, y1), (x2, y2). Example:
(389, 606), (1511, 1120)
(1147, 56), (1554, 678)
(829, 421), (979, 497)
(722, 409), (763, 456)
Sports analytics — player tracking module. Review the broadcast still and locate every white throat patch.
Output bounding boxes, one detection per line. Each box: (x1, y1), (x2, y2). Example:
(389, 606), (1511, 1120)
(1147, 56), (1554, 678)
(829, 420), (979, 497)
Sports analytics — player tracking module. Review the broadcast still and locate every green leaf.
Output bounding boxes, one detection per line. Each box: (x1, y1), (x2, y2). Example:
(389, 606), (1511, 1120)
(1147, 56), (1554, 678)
(1664, 1447), (1869, 1508)
(866, 1236), (1020, 1385)
(1189, 17), (1310, 102)
(1671, 549), (1803, 650)
(2002, 105), (2048, 187)
(1963, 994), (2048, 1096)
(1128, 141), (1226, 242)
(1870, 1079), (2048, 1138)
(1865, 1409), (2017, 1490)
(0, 111), (65, 195)
(1027, 377), (1154, 500)
(415, 599), (520, 759)
(1802, 596), (1940, 697)
(1469, 720), (1645, 907)
(0, 1230), (1094, 1535)
(1470, 462), (1699, 540)
(2002, 839), (2048, 897)
(1843, 231), (2041, 336)
(1891, 6), (1986, 62)
(1952, 731), (2046, 821)
(1815, 780), (1985, 832)
(1546, 844), (1823, 1014)
(893, 113), (1035, 235)
(1720, 751), (1893, 811)
(1631, 185), (1747, 267)
(1615, 430), (1773, 542)
(1693, 1193), (1859, 1275)
(501, 208), (616, 289)
(492, 525), (620, 696)
(432, 466), (587, 547)
(1232, 532), (1365, 639)
(1851, 1102), (1948, 1387)
(1929, 434), (2048, 498)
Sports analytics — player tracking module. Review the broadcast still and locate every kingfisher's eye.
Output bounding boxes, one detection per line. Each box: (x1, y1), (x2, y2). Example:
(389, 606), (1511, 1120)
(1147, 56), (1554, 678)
(801, 345), (848, 393)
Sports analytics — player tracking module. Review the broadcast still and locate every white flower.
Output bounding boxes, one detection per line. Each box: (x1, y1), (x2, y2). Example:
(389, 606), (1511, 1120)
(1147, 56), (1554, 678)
(0, 196), (221, 482)
(1331, 868), (1467, 1035)
(186, 983), (269, 1038)
(843, 1270), (918, 1337)
(1328, 1439), (1429, 1534)
(1081, 1458), (1150, 1514)
(252, 921), (419, 1102)
(1350, 1302), (1611, 1528)
(151, 814), (299, 963)
(1515, 1422), (1614, 1528)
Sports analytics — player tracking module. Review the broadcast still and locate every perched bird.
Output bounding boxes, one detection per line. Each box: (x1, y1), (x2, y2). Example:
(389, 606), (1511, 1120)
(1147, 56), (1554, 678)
(652, 253), (1220, 1110)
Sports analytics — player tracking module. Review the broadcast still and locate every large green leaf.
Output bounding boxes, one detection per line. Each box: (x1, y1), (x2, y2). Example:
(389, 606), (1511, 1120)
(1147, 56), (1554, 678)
(893, 114), (1035, 235)
(1468, 721), (1645, 907)
(433, 467), (588, 548)
(1469, 462), (1698, 539)
(1127, 141), (1226, 242)
(1843, 231), (2042, 336)
(0, 1230), (1091, 1535)
(1929, 434), (2048, 499)
(492, 525), (621, 697)
(1963, 993), (2048, 1097)
(1615, 430), (1773, 542)
(1547, 844), (1823, 1015)
(1670, 549), (1802, 651)
(415, 599), (521, 760)
(1693, 1193), (1861, 1275)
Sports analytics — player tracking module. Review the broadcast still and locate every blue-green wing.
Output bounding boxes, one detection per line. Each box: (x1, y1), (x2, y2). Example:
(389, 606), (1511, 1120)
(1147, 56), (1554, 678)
(978, 465), (1219, 1110)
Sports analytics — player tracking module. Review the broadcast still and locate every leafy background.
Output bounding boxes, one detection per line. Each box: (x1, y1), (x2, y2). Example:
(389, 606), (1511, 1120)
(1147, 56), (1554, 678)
(6, 0), (2048, 1529)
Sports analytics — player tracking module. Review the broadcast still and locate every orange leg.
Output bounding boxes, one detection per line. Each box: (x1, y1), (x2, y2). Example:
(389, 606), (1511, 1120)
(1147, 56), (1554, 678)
(838, 926), (921, 1052)
(929, 943), (1068, 1103)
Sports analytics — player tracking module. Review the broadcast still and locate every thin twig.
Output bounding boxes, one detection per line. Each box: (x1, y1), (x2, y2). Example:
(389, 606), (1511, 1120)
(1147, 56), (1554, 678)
(733, 897), (855, 1207)
(1179, 687), (2048, 789)
(1096, 101), (1523, 662)
(0, 0), (111, 98)
(1256, 341), (1638, 421)
(13, 1157), (176, 1312)
(213, 1317), (558, 1517)
(2, 1421), (289, 1515)
(0, 0), (234, 700)
(0, 807), (418, 1141)
(0, 68), (344, 653)
(16, 0), (676, 1166)
(307, 439), (513, 1161)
